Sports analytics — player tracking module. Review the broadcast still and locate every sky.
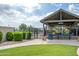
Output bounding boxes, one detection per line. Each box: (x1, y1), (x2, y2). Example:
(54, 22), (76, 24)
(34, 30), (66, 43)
(0, 0), (79, 28)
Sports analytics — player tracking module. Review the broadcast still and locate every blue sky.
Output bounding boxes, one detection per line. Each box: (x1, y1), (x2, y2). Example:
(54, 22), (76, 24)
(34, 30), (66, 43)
(0, 0), (79, 28)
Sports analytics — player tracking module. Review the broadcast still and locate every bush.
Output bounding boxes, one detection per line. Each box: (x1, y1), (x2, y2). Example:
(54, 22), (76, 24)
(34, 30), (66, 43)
(23, 32), (27, 39)
(14, 32), (23, 41)
(26, 32), (32, 39)
(0, 32), (3, 42)
(6, 32), (13, 41)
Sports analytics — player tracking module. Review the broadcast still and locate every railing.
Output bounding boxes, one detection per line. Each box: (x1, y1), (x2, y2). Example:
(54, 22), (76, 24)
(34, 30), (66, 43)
(48, 33), (77, 40)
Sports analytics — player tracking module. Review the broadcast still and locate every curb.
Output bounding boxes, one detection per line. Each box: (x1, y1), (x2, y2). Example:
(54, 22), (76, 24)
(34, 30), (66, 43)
(77, 48), (79, 56)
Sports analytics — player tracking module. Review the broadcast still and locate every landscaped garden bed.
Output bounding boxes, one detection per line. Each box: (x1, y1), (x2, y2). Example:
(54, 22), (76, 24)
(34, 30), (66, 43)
(0, 31), (32, 46)
(0, 31), (32, 42)
(0, 44), (78, 56)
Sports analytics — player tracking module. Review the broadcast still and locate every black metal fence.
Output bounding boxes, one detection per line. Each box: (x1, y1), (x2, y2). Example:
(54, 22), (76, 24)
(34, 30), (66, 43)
(31, 28), (43, 39)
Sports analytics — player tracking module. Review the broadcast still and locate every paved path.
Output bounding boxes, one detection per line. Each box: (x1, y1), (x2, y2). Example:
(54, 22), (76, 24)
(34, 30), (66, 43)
(0, 39), (79, 55)
(0, 39), (79, 50)
(0, 39), (47, 50)
(47, 40), (79, 46)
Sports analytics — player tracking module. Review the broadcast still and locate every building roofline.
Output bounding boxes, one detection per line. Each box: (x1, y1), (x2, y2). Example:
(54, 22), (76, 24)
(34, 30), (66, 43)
(0, 26), (15, 29)
(40, 9), (79, 23)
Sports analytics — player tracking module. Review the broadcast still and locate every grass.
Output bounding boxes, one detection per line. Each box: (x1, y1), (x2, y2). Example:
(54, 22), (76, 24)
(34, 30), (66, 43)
(0, 44), (78, 56)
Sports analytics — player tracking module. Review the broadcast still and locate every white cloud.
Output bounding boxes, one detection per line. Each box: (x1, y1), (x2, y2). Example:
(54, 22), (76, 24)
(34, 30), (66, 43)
(0, 0), (41, 13)
(0, 7), (28, 27)
(68, 4), (79, 15)
(0, 6), (54, 28)
(0, 7), (43, 28)
(0, 0), (42, 28)
(0, 2), (60, 29)
(68, 4), (76, 11)
(24, 4), (41, 13)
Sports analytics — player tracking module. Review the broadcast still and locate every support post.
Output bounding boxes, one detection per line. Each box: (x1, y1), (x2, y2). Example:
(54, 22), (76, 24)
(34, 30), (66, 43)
(69, 26), (71, 40)
(76, 26), (78, 37)
(43, 23), (46, 40)
(46, 25), (47, 35)
(33, 28), (35, 39)
(43, 24), (45, 36)
(36, 28), (38, 39)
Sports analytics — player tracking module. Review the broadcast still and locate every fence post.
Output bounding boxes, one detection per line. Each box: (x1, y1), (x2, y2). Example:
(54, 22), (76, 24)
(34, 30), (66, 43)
(33, 28), (35, 39)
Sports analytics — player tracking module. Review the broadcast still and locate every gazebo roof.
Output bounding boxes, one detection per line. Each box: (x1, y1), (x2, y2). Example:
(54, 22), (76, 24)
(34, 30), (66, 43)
(40, 9), (79, 24)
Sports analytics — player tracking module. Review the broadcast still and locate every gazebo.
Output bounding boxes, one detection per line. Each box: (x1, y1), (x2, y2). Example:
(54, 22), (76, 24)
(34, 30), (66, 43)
(40, 9), (79, 39)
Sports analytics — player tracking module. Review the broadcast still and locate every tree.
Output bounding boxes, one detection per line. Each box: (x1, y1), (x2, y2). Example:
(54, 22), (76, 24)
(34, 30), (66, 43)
(19, 23), (27, 32)
(27, 25), (33, 32)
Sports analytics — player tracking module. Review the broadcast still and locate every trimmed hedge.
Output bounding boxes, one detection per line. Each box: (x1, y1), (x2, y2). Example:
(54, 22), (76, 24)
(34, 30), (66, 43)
(0, 32), (3, 42)
(23, 32), (26, 39)
(5, 32), (32, 41)
(6, 32), (13, 41)
(13, 32), (23, 41)
(26, 32), (32, 39)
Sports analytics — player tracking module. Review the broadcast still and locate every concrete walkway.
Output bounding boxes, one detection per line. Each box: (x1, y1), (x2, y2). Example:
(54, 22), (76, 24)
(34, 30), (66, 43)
(0, 39), (79, 50)
(47, 40), (79, 46)
(0, 39), (47, 50)
(0, 39), (79, 55)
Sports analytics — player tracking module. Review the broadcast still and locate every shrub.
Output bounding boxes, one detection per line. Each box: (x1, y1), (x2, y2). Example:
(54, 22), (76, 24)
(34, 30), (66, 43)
(23, 32), (27, 39)
(26, 32), (32, 39)
(0, 31), (3, 42)
(6, 32), (13, 41)
(14, 32), (23, 41)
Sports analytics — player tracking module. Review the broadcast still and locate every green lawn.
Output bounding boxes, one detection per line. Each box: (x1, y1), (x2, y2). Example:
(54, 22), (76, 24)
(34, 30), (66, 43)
(0, 44), (78, 56)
